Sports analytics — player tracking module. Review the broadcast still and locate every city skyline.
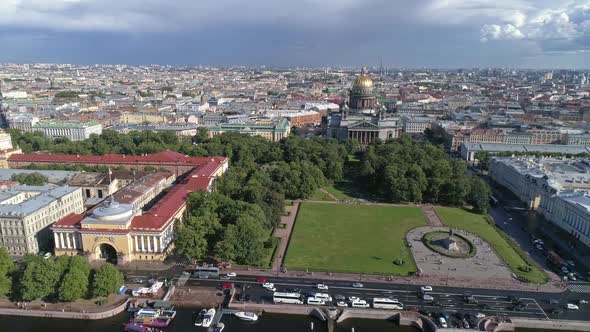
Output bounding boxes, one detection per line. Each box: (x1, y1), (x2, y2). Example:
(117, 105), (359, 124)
(0, 0), (588, 68)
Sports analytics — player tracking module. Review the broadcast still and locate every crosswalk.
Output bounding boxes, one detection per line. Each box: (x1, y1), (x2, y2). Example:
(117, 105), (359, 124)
(568, 283), (590, 293)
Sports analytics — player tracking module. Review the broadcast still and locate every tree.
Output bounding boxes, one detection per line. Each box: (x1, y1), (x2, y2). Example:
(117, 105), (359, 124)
(0, 247), (14, 276)
(467, 177), (492, 213)
(18, 257), (60, 301)
(91, 264), (124, 298)
(174, 215), (211, 260)
(10, 172), (48, 185)
(58, 268), (89, 302)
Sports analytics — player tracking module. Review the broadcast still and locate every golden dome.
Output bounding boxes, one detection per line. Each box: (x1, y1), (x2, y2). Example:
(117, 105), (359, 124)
(353, 74), (373, 89)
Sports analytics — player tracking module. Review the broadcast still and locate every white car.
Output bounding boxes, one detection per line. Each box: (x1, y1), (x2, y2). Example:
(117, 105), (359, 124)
(566, 303), (580, 310)
(579, 300), (589, 305)
(535, 244), (544, 251)
(336, 301), (348, 307)
(317, 283), (328, 290)
(422, 294), (434, 302)
(226, 272), (237, 277)
(351, 300), (370, 308)
(475, 313), (486, 319)
(262, 282), (275, 291)
(438, 317), (448, 328)
(352, 283), (364, 288)
(348, 296), (359, 302)
(420, 286), (433, 293)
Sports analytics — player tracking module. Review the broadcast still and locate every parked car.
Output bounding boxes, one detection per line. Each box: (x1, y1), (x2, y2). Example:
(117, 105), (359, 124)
(220, 275), (231, 280)
(566, 260), (575, 267)
(317, 283), (329, 290)
(535, 244), (544, 251)
(578, 299), (588, 305)
(475, 312), (486, 319)
(256, 277), (268, 283)
(348, 296), (359, 302)
(352, 283), (364, 288)
(262, 282), (275, 289)
(226, 272), (237, 277)
(462, 319), (470, 329)
(336, 301), (348, 307)
(566, 303), (580, 310)
(438, 317), (448, 328)
(221, 282), (233, 289)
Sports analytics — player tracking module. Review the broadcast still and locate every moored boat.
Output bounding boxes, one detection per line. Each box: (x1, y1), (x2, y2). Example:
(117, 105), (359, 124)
(209, 322), (224, 332)
(234, 311), (258, 322)
(194, 309), (207, 326)
(201, 308), (216, 328)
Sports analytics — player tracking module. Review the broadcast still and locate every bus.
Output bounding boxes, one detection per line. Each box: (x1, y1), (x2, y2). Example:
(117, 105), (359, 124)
(372, 298), (404, 310)
(193, 265), (220, 278)
(273, 292), (304, 304)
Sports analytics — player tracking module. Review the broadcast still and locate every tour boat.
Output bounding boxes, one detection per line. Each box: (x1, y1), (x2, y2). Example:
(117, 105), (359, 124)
(201, 308), (216, 328)
(234, 311), (258, 322)
(133, 308), (172, 328)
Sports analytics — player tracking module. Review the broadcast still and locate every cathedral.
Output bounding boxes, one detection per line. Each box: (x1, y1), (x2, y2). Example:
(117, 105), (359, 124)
(327, 70), (401, 145)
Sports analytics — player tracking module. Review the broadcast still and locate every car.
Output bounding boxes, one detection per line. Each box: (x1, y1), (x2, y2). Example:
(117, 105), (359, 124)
(351, 299), (370, 308)
(508, 296), (520, 304)
(549, 298), (560, 305)
(221, 282), (233, 289)
(422, 294), (434, 302)
(438, 317), (448, 328)
(512, 304), (526, 311)
(561, 266), (570, 274)
(262, 282), (274, 288)
(264, 286), (276, 292)
(535, 244), (544, 251)
(578, 299), (589, 305)
(440, 312), (450, 320)
(566, 303), (580, 310)
(566, 260), (575, 267)
(420, 286), (433, 293)
(220, 275), (231, 280)
(236, 294), (245, 302)
(475, 312), (486, 319)
(568, 273), (577, 281)
(336, 301), (348, 307)
(182, 270), (191, 276)
(256, 277), (268, 283)
(348, 296), (359, 302)
(334, 295), (346, 301)
(464, 295), (478, 304)
(43, 252), (52, 259)
(352, 283), (364, 288)
(317, 283), (328, 290)
(533, 239), (544, 246)
(226, 272), (237, 277)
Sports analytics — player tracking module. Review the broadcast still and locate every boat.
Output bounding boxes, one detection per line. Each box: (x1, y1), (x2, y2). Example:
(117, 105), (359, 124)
(209, 323), (224, 332)
(123, 323), (162, 332)
(132, 316), (171, 328)
(159, 308), (176, 320)
(234, 311), (258, 322)
(133, 308), (172, 328)
(194, 309), (207, 326)
(201, 308), (216, 328)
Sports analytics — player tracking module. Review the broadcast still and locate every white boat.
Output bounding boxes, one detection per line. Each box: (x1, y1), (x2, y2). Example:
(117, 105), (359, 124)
(234, 311), (258, 322)
(194, 309), (207, 326)
(201, 308), (216, 328)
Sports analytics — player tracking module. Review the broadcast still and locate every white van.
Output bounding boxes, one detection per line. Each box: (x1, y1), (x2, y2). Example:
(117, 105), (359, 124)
(307, 297), (326, 305)
(351, 299), (370, 308)
(313, 293), (333, 302)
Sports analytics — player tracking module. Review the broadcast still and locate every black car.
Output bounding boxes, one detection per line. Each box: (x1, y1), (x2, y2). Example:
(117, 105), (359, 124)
(334, 294), (346, 301)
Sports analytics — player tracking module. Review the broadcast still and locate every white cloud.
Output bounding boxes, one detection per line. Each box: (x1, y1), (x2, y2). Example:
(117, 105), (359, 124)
(480, 24), (524, 41)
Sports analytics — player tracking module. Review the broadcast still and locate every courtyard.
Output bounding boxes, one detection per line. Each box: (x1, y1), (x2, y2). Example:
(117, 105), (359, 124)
(284, 203), (427, 275)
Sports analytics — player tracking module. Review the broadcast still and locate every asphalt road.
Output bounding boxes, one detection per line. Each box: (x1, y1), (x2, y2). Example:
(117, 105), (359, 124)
(174, 274), (590, 323)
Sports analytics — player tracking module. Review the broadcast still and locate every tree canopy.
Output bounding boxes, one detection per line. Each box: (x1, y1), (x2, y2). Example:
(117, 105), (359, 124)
(10, 172), (48, 186)
(91, 263), (124, 298)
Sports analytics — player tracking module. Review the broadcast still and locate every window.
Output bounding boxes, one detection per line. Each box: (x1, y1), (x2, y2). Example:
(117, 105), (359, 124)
(85, 189), (91, 198)
(98, 190), (103, 198)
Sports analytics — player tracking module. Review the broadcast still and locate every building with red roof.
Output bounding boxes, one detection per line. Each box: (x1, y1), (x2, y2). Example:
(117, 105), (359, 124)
(8, 150), (224, 176)
(51, 155), (228, 264)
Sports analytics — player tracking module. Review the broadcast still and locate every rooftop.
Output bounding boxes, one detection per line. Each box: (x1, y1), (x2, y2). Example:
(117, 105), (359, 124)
(0, 186), (80, 217)
(34, 120), (101, 128)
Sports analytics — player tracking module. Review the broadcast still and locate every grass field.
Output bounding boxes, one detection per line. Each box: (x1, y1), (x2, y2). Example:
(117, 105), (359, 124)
(436, 207), (547, 284)
(285, 203), (427, 275)
(309, 189), (336, 201)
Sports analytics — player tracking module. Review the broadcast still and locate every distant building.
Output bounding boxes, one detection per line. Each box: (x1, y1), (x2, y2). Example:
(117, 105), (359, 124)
(0, 132), (13, 150)
(0, 185), (84, 255)
(260, 109), (321, 127)
(451, 128), (505, 152)
(565, 134), (590, 146)
(207, 118), (291, 142)
(109, 124), (198, 136)
(460, 142), (590, 161)
(402, 116), (433, 134)
(32, 120), (102, 141)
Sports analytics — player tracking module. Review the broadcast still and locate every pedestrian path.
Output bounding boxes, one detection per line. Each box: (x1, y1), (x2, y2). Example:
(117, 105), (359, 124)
(567, 283), (590, 293)
(422, 205), (443, 226)
(271, 200), (300, 271)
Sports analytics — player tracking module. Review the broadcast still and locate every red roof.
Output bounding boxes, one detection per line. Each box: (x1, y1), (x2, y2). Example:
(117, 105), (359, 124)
(51, 156), (226, 234)
(9, 150), (226, 167)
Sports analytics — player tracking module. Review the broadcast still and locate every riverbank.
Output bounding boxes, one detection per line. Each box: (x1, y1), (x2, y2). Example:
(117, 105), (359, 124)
(0, 297), (129, 320)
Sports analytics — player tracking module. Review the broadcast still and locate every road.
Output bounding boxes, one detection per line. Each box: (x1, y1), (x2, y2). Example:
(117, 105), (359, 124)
(124, 272), (590, 326)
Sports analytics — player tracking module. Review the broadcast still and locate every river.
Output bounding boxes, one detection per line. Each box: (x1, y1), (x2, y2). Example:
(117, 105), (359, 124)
(0, 308), (421, 332)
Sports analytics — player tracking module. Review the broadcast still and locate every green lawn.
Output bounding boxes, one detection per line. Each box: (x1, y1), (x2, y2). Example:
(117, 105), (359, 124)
(436, 207), (547, 284)
(285, 203), (427, 275)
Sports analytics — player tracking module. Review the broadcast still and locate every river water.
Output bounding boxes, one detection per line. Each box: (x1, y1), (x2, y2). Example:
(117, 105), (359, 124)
(0, 308), (420, 332)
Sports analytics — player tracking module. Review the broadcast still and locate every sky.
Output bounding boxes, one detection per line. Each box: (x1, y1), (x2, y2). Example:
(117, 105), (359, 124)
(0, 0), (588, 68)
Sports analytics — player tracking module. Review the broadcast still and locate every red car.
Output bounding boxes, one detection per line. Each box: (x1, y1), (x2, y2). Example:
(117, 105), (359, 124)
(222, 283), (234, 289)
(256, 277), (268, 283)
